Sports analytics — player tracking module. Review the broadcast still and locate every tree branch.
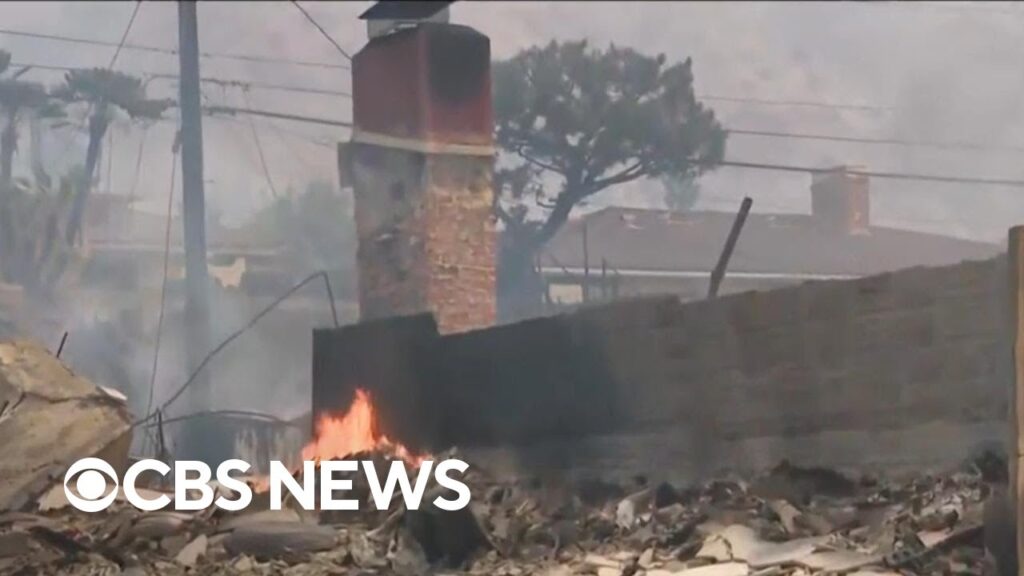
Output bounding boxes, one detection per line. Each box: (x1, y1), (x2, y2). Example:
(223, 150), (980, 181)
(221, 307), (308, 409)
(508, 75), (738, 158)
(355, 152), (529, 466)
(535, 191), (578, 245)
(586, 161), (647, 193)
(535, 188), (557, 209)
(514, 145), (565, 175)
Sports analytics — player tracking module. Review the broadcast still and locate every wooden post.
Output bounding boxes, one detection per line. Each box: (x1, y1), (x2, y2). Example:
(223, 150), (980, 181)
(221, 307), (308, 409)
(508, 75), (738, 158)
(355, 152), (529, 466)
(1010, 225), (1024, 576)
(582, 220), (590, 303)
(601, 258), (608, 301)
(535, 252), (551, 309)
(708, 197), (753, 298)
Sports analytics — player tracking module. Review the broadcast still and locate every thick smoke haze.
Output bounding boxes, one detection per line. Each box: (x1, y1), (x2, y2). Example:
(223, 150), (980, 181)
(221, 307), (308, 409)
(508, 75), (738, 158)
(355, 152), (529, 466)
(2, 1), (1023, 240)
(2, 0), (1023, 456)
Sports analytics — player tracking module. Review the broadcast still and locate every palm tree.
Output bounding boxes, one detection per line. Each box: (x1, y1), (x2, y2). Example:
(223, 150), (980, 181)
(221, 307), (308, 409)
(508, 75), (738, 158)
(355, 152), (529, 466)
(53, 68), (172, 246)
(0, 51), (64, 282)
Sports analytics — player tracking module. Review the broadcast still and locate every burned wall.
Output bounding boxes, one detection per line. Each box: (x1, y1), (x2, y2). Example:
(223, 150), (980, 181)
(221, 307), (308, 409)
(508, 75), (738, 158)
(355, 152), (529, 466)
(350, 144), (496, 334)
(315, 254), (1010, 481)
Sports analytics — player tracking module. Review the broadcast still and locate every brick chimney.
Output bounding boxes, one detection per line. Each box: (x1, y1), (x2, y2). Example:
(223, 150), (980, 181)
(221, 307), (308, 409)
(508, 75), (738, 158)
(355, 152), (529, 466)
(345, 20), (496, 334)
(810, 165), (870, 234)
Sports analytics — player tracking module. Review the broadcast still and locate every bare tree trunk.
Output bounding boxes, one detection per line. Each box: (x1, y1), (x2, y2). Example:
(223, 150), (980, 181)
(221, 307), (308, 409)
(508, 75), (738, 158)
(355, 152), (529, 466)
(0, 107), (18, 282)
(28, 112), (46, 185)
(0, 108), (15, 187)
(64, 106), (107, 246)
(497, 230), (546, 323)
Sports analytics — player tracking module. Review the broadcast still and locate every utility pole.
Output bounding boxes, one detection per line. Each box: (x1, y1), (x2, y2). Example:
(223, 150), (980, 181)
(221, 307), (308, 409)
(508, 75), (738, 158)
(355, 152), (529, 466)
(177, 1), (216, 463)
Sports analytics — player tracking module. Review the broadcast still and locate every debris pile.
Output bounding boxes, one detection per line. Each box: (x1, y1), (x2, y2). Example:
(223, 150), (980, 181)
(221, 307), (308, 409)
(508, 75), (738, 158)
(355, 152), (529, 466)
(0, 339), (132, 512)
(0, 449), (1003, 575)
(0, 338), (1005, 574)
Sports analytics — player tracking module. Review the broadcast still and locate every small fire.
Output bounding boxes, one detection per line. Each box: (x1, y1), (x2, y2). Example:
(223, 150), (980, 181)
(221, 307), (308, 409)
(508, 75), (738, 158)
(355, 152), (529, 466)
(301, 388), (426, 467)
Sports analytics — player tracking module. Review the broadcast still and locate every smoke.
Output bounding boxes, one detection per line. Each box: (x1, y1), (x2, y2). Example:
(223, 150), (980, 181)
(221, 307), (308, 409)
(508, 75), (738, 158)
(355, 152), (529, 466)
(3, 2), (1024, 449)
(3, 1), (1023, 233)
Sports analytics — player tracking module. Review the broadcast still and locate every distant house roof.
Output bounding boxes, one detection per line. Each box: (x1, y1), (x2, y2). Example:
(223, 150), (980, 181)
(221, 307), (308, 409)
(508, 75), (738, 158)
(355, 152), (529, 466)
(359, 1), (454, 20)
(540, 206), (1001, 279)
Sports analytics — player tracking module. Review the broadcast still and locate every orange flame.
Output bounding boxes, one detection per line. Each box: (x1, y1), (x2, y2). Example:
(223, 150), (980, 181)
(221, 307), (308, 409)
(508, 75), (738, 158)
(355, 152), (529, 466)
(301, 388), (426, 467)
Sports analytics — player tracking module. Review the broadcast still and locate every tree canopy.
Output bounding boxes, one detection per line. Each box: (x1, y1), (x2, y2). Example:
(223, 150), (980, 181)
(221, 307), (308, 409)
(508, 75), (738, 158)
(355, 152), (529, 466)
(491, 40), (727, 317)
(53, 68), (173, 121)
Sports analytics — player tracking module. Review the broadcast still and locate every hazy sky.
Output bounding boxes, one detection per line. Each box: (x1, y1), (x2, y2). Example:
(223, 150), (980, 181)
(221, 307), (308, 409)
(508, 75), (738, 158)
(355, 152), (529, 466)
(2, 1), (1024, 241)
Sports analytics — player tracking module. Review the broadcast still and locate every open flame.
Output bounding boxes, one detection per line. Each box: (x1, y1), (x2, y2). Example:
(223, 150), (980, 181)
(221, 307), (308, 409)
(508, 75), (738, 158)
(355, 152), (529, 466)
(301, 388), (426, 467)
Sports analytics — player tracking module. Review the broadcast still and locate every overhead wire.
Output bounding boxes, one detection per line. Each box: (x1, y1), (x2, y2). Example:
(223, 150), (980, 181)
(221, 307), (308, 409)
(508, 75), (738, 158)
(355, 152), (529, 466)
(699, 94), (895, 113)
(10, 61), (352, 98)
(50, 2), (143, 194)
(0, 26), (349, 70)
(238, 86), (279, 199)
(144, 128), (181, 422)
(726, 128), (1024, 154)
(107, 1), (142, 69)
(706, 159), (1024, 187)
(138, 409), (303, 429)
(133, 270), (341, 428)
(289, 1), (353, 61)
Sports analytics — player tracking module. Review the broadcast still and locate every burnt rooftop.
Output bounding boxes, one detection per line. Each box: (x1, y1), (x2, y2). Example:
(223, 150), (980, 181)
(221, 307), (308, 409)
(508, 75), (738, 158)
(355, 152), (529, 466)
(541, 206), (1002, 278)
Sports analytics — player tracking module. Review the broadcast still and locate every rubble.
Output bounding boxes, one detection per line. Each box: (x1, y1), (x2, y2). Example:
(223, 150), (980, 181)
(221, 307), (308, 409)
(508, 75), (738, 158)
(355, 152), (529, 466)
(0, 340), (132, 511)
(0, 354), (1003, 576)
(0, 447), (1003, 575)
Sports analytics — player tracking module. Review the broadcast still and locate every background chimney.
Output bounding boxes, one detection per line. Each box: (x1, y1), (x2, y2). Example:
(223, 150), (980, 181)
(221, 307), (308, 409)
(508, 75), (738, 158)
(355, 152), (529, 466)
(810, 165), (870, 234)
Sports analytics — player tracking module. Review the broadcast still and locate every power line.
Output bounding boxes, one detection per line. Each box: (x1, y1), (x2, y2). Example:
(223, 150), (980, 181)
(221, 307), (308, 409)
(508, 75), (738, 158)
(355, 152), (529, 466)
(145, 135), (180, 420)
(18, 57), (896, 115)
(708, 159), (1024, 188)
(12, 58), (904, 116)
(726, 127), (1024, 154)
(148, 73), (351, 98)
(144, 270), (340, 420)
(48, 2), (142, 192)
(238, 88), (279, 199)
(139, 409), (302, 429)
(202, 104), (352, 128)
(0, 26), (349, 70)
(263, 118), (336, 150)
(193, 103), (1024, 156)
(10, 61), (351, 98)
(108, 1), (143, 69)
(699, 94), (895, 113)
(290, 1), (353, 61)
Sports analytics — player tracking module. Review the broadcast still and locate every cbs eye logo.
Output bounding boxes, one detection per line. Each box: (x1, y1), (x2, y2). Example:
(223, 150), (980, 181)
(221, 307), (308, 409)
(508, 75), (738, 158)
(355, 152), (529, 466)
(63, 458), (119, 512)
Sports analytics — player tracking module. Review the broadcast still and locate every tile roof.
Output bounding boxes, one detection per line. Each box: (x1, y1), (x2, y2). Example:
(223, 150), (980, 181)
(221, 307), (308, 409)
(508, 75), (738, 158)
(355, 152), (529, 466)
(540, 206), (1001, 277)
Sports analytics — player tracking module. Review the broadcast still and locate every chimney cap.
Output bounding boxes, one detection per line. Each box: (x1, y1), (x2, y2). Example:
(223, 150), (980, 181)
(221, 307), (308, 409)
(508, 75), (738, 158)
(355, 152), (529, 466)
(359, 1), (454, 21)
(360, 1), (454, 39)
(812, 164), (867, 186)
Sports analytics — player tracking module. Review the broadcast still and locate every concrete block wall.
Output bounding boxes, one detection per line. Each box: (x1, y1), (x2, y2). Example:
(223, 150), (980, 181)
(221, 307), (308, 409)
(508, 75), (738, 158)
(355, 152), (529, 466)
(314, 254), (1010, 480)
